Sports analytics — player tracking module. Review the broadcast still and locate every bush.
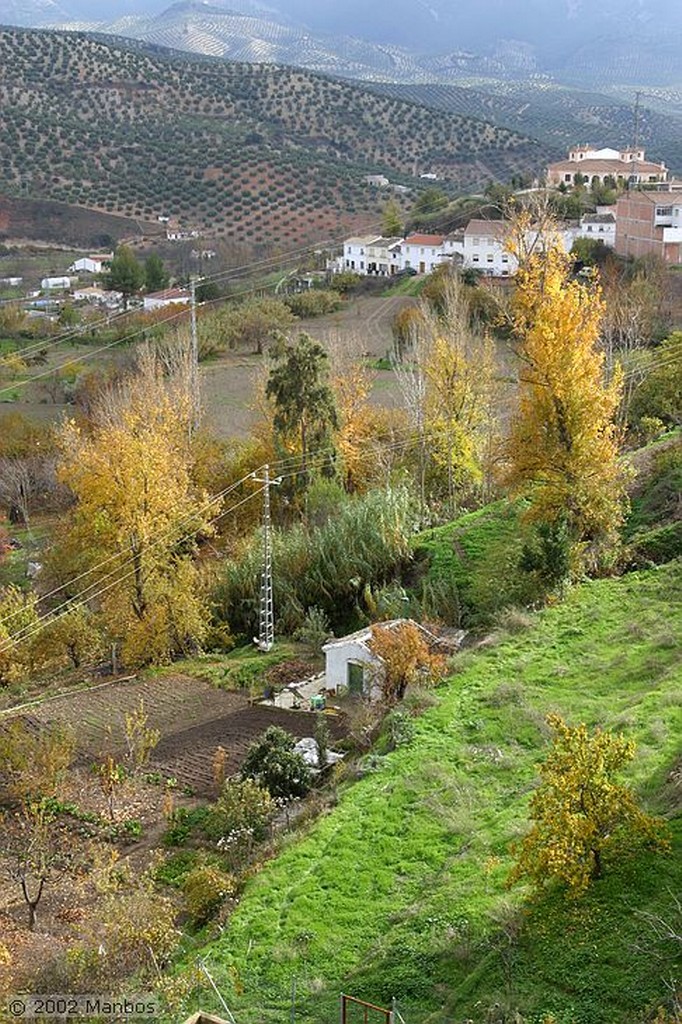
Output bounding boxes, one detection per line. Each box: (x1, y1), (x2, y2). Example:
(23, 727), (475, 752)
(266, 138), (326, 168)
(294, 606), (332, 654)
(283, 289), (342, 318)
(182, 861), (236, 924)
(329, 271), (361, 294)
(241, 726), (312, 801)
(204, 778), (275, 864)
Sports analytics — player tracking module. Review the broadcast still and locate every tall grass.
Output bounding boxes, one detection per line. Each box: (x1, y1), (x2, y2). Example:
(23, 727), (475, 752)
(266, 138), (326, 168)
(214, 486), (417, 636)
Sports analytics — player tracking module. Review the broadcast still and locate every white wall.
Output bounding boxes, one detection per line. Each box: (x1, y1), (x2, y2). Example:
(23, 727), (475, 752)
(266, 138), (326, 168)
(462, 234), (516, 276)
(324, 640), (382, 697)
(401, 243), (448, 274)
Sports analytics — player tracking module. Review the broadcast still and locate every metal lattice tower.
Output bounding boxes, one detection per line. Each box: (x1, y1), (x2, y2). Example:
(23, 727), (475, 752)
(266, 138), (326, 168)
(253, 465), (281, 651)
(189, 276), (200, 435)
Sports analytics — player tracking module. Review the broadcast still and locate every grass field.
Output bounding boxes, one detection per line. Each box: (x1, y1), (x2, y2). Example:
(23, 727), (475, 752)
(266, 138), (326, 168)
(182, 559), (682, 1024)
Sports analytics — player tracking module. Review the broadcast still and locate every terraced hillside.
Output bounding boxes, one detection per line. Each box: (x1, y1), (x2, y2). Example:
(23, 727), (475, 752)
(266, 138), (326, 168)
(368, 80), (682, 176)
(0, 28), (543, 246)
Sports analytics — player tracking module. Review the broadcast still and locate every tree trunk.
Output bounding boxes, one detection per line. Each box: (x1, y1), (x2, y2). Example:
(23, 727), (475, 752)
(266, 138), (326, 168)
(21, 877), (44, 932)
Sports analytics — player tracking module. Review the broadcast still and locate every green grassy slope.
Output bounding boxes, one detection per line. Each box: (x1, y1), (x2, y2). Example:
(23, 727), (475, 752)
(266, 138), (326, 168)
(415, 500), (524, 624)
(184, 560), (682, 1024)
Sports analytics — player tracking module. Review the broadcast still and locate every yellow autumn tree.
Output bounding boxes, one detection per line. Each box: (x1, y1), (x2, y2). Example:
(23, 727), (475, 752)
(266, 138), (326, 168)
(508, 714), (667, 897)
(422, 279), (499, 509)
(54, 352), (215, 667)
(329, 332), (378, 491)
(505, 235), (626, 554)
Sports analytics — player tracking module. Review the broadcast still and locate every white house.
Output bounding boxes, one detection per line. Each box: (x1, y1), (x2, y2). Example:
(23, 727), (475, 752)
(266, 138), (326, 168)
(72, 286), (122, 306)
(322, 619), (443, 700)
(575, 211), (617, 248)
(365, 236), (403, 276)
(462, 220), (515, 276)
(400, 234), (450, 274)
(363, 174), (389, 187)
(41, 276), (72, 290)
(68, 254), (113, 274)
(143, 287), (191, 311)
(342, 235), (381, 273)
(0, 276), (22, 287)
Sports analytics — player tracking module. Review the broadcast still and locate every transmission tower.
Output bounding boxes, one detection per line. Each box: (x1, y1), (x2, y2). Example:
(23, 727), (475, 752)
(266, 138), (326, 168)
(189, 275), (200, 434)
(253, 465), (281, 652)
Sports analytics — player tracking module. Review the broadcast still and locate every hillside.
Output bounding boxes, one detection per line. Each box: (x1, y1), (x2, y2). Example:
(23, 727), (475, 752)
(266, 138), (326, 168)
(368, 80), (682, 177)
(0, 28), (543, 246)
(182, 560), (682, 1024)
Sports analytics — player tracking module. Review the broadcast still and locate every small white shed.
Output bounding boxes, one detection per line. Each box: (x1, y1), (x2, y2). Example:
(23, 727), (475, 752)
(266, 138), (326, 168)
(322, 618), (443, 700)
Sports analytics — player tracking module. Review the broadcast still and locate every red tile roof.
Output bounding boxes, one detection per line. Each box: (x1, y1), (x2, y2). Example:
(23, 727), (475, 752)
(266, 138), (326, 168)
(403, 234), (446, 246)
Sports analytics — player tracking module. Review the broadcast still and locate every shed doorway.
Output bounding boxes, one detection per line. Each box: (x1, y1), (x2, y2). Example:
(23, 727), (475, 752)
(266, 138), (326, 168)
(347, 661), (365, 696)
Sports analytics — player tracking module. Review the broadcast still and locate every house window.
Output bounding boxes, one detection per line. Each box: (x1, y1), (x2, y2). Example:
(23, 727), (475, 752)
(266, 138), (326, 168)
(587, 225), (593, 232)
(472, 255), (480, 263)
(360, 261), (364, 270)
(360, 249), (364, 255)
(346, 247), (351, 255)
(564, 174), (571, 182)
(473, 237), (480, 246)
(420, 248), (425, 255)
(486, 255), (493, 262)
(501, 255), (509, 264)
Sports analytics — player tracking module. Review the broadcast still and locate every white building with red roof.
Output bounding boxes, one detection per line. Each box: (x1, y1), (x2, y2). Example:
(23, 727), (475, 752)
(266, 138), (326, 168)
(400, 233), (451, 274)
(547, 146), (667, 188)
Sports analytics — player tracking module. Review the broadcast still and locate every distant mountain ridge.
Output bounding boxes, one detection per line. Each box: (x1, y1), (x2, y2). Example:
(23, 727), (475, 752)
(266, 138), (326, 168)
(4, 0), (681, 87)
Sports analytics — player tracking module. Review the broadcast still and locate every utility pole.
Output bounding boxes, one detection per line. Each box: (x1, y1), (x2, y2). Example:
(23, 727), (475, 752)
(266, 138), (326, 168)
(252, 464), (281, 652)
(189, 275), (200, 434)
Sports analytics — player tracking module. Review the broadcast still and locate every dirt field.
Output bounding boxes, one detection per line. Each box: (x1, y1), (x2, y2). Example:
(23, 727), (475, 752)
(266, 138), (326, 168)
(184, 293), (412, 439)
(4, 671), (345, 796)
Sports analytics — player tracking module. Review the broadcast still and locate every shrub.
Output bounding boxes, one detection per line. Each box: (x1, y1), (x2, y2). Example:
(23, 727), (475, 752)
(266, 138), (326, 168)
(240, 726), (312, 801)
(283, 289), (342, 318)
(204, 778), (275, 863)
(294, 606), (332, 654)
(182, 862), (236, 925)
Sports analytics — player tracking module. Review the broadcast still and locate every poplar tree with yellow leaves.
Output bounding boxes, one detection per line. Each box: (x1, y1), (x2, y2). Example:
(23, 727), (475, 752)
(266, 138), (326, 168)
(505, 225), (626, 561)
(53, 351), (215, 667)
(422, 279), (498, 510)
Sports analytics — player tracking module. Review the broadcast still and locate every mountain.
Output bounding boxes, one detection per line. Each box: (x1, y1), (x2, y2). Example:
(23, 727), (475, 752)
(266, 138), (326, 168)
(368, 80), (682, 175)
(0, 28), (543, 247)
(5, 0), (682, 87)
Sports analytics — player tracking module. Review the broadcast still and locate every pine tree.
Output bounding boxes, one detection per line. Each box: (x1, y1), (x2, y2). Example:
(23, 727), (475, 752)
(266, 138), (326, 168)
(266, 333), (338, 477)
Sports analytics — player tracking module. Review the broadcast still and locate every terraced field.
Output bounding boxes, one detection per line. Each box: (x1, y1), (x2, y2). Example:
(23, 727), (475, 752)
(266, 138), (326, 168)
(3, 672), (344, 795)
(0, 28), (544, 247)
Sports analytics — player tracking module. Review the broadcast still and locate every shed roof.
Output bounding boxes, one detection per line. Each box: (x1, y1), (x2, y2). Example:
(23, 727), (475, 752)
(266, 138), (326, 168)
(322, 618), (440, 654)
